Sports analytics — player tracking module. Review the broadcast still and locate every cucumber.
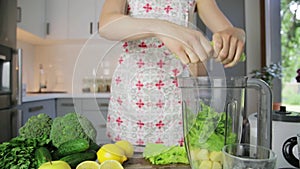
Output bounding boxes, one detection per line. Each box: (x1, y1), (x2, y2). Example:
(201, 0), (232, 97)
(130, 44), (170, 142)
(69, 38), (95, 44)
(60, 151), (97, 168)
(53, 138), (89, 158)
(35, 147), (52, 168)
(89, 141), (101, 151)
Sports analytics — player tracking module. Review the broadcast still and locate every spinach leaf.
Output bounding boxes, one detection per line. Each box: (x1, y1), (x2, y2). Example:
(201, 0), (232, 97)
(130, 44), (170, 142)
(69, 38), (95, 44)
(0, 136), (41, 169)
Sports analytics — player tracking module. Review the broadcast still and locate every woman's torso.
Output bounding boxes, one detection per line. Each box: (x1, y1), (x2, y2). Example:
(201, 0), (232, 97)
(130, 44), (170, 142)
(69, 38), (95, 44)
(106, 0), (196, 146)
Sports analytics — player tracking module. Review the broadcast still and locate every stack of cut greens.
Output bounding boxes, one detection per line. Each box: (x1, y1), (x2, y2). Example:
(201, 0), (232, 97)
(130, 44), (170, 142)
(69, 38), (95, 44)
(186, 102), (237, 152)
(143, 143), (189, 165)
(185, 102), (237, 169)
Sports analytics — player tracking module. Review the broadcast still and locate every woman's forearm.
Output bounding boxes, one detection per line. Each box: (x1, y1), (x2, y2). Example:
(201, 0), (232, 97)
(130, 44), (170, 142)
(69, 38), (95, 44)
(99, 14), (176, 41)
(196, 0), (233, 33)
(98, 0), (182, 41)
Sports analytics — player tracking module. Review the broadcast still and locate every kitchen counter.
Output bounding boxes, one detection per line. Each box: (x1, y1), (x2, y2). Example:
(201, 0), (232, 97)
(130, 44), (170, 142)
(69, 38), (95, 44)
(124, 153), (191, 169)
(22, 92), (110, 102)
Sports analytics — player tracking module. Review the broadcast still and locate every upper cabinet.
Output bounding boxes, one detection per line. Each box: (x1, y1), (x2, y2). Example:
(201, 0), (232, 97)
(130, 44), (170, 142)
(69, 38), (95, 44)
(68, 0), (96, 39)
(46, 0), (104, 40)
(0, 0), (17, 48)
(17, 0), (46, 38)
(17, 0), (104, 40)
(45, 0), (68, 39)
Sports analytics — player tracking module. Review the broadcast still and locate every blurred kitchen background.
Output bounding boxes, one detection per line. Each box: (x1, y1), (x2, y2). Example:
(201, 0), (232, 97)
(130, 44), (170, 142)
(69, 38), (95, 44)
(1, 1), (300, 167)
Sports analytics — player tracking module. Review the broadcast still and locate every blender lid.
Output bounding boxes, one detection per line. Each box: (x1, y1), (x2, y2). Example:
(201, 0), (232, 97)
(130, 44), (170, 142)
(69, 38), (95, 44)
(272, 106), (300, 122)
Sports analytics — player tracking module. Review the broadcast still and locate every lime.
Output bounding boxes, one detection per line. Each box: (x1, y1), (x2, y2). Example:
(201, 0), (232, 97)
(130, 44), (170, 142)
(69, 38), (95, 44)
(97, 144), (127, 164)
(99, 160), (124, 169)
(76, 161), (100, 169)
(115, 140), (134, 157)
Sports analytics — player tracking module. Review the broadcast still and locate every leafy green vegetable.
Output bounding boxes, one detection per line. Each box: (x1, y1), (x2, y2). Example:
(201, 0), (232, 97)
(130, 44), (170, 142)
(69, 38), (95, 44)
(19, 113), (53, 145)
(186, 102), (237, 152)
(50, 112), (97, 148)
(0, 136), (43, 169)
(143, 143), (189, 165)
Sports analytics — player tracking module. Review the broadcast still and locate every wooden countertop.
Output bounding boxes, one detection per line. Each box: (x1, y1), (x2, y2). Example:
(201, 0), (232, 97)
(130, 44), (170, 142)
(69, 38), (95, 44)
(123, 153), (191, 169)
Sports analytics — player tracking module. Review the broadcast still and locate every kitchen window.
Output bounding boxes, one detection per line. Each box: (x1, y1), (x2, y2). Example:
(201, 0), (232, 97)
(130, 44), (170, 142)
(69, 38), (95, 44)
(280, 0), (300, 111)
(264, 0), (300, 111)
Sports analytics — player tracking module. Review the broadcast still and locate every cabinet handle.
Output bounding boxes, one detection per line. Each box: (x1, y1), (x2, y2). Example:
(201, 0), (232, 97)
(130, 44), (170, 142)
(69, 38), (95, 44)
(61, 103), (74, 107)
(90, 22), (93, 34)
(28, 105), (44, 113)
(17, 7), (22, 23)
(98, 103), (109, 107)
(46, 23), (50, 35)
(97, 22), (99, 32)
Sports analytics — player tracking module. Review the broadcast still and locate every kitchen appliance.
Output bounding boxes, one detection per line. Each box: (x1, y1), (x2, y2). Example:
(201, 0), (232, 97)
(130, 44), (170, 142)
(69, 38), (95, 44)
(0, 0), (22, 143)
(178, 76), (272, 169)
(249, 106), (300, 168)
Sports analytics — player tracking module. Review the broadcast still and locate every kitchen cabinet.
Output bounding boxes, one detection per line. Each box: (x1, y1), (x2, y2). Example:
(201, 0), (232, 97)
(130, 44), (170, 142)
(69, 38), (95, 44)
(17, 0), (46, 38)
(0, 0), (17, 48)
(68, 0), (96, 39)
(45, 0), (104, 40)
(56, 98), (77, 116)
(20, 99), (56, 125)
(45, 0), (68, 39)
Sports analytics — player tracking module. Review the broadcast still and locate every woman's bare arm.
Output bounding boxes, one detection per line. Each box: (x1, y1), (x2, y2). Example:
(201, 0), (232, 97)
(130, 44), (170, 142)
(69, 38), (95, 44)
(196, 0), (245, 67)
(99, 0), (214, 64)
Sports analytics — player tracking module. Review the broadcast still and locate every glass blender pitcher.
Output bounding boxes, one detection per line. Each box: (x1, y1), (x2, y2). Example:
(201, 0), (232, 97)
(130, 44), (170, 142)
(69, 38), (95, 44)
(178, 76), (272, 169)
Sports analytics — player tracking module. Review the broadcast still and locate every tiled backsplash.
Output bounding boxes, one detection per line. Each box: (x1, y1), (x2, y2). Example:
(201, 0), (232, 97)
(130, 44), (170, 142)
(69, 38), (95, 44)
(17, 38), (121, 93)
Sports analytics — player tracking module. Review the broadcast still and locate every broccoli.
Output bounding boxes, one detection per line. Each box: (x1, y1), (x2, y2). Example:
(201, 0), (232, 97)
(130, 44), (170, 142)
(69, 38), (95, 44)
(19, 113), (53, 145)
(50, 112), (97, 148)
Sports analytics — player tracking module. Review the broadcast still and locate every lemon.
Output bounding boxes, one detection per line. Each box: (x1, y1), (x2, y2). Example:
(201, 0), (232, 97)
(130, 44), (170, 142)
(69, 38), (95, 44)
(115, 140), (134, 157)
(97, 144), (127, 164)
(76, 161), (100, 169)
(99, 160), (124, 169)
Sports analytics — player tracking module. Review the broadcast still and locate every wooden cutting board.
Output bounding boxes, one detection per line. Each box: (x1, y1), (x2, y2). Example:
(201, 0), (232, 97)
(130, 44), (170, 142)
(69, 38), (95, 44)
(123, 153), (191, 169)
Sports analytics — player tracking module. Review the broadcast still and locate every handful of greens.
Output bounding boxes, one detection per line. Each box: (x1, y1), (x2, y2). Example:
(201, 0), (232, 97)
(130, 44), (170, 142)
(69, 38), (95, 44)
(0, 137), (43, 169)
(186, 102), (237, 152)
(143, 143), (189, 165)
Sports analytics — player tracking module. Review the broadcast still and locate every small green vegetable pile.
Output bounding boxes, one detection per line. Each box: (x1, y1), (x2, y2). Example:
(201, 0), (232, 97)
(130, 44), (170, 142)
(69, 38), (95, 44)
(0, 112), (99, 169)
(50, 112), (97, 148)
(187, 102), (237, 152)
(143, 143), (189, 165)
(19, 113), (53, 145)
(0, 137), (45, 169)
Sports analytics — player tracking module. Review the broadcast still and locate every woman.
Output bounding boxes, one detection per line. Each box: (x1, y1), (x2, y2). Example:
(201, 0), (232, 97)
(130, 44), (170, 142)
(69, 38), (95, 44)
(99, 0), (245, 146)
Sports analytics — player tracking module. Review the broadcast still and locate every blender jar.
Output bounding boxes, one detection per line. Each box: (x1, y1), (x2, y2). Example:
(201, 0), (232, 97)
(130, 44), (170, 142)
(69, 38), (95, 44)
(178, 76), (272, 169)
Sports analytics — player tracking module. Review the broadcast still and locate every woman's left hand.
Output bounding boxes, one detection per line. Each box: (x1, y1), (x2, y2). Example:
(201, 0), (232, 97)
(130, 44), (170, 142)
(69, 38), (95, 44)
(212, 27), (245, 68)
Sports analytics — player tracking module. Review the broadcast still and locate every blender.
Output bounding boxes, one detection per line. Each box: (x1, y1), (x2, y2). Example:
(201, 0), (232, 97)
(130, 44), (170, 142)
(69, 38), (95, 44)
(178, 76), (272, 169)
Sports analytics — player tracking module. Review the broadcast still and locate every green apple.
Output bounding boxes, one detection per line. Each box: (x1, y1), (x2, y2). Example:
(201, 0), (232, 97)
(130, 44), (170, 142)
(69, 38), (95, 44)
(38, 161), (71, 169)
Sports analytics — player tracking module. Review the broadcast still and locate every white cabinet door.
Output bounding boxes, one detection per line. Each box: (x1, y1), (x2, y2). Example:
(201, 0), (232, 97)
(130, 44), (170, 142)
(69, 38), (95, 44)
(17, 0), (46, 38)
(45, 0), (68, 39)
(68, 0), (96, 39)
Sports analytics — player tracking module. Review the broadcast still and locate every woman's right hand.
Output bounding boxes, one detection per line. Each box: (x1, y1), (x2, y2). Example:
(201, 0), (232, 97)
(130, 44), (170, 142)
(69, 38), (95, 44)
(156, 23), (215, 65)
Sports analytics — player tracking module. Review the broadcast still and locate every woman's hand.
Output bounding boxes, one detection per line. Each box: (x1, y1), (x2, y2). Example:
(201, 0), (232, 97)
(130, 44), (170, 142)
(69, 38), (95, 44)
(212, 27), (245, 68)
(156, 23), (215, 65)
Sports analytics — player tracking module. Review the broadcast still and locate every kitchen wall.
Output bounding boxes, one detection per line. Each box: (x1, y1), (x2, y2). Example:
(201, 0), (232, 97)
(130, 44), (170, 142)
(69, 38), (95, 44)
(17, 40), (35, 92)
(17, 36), (121, 93)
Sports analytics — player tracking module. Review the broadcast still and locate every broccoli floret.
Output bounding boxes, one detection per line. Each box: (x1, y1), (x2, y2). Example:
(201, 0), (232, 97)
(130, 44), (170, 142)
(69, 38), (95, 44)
(50, 112), (97, 148)
(19, 113), (53, 145)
